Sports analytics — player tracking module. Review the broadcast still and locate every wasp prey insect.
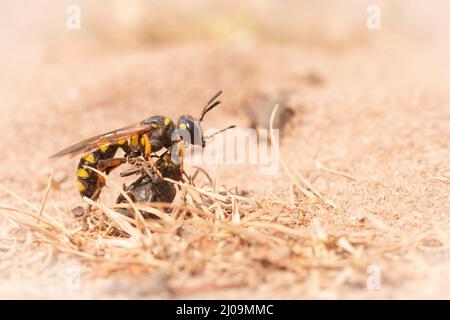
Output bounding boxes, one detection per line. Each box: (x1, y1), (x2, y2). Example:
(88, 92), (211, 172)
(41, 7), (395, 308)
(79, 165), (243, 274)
(116, 141), (186, 217)
(51, 91), (235, 204)
(116, 139), (220, 218)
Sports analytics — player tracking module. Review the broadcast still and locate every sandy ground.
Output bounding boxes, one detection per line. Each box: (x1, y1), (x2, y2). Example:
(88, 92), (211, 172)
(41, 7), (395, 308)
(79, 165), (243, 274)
(0, 1), (449, 299)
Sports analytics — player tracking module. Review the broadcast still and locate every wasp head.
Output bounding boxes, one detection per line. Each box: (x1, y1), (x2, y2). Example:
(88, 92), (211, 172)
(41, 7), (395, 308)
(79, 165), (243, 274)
(175, 90), (224, 148)
(176, 114), (204, 147)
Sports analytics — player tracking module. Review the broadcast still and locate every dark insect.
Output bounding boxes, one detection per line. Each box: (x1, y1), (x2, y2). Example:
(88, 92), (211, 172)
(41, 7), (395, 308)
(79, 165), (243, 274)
(118, 140), (185, 203)
(115, 142), (185, 218)
(51, 91), (234, 203)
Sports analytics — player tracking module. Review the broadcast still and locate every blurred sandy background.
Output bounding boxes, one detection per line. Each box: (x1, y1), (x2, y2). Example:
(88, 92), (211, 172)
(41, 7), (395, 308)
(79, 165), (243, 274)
(0, 0), (449, 299)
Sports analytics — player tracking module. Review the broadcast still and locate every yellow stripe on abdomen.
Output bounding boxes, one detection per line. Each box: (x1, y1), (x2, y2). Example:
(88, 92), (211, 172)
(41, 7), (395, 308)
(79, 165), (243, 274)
(83, 153), (95, 164)
(77, 168), (89, 178)
(76, 180), (86, 192)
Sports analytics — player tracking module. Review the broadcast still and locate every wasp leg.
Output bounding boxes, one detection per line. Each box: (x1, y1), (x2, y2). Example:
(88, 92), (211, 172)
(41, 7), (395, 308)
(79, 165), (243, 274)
(97, 158), (126, 174)
(125, 156), (161, 183)
(91, 157), (126, 199)
(89, 157), (126, 199)
(120, 167), (143, 178)
(137, 134), (154, 160)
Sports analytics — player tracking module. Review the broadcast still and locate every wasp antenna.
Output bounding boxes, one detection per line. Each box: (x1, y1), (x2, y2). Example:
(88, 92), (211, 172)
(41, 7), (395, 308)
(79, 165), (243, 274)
(200, 90), (223, 121)
(200, 100), (221, 121)
(206, 90), (222, 107)
(203, 125), (236, 140)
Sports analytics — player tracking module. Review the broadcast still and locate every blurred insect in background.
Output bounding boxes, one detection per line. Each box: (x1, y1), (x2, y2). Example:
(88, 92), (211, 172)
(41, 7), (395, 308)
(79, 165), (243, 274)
(50, 91), (235, 206)
(246, 91), (296, 142)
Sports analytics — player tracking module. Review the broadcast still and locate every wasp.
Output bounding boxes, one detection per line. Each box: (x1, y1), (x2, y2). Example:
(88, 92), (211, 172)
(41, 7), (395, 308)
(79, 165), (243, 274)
(51, 91), (235, 203)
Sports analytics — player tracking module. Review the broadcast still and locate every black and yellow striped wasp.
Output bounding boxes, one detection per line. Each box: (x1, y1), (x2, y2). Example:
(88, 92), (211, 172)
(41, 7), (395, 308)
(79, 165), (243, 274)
(51, 91), (234, 203)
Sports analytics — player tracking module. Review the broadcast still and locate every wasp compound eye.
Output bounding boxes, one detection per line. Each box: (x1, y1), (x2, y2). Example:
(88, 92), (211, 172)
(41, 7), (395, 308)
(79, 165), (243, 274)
(177, 115), (203, 146)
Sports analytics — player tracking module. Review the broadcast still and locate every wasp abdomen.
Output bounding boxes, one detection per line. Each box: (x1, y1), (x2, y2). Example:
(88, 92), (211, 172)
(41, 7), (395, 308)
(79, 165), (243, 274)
(75, 143), (123, 199)
(76, 151), (102, 199)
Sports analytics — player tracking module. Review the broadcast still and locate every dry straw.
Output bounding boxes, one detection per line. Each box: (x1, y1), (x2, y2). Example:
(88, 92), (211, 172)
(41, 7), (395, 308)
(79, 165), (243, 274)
(2, 106), (441, 297)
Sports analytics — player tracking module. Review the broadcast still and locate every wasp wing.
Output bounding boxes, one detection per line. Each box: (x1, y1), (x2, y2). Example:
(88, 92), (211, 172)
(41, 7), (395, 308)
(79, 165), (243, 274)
(50, 123), (153, 159)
